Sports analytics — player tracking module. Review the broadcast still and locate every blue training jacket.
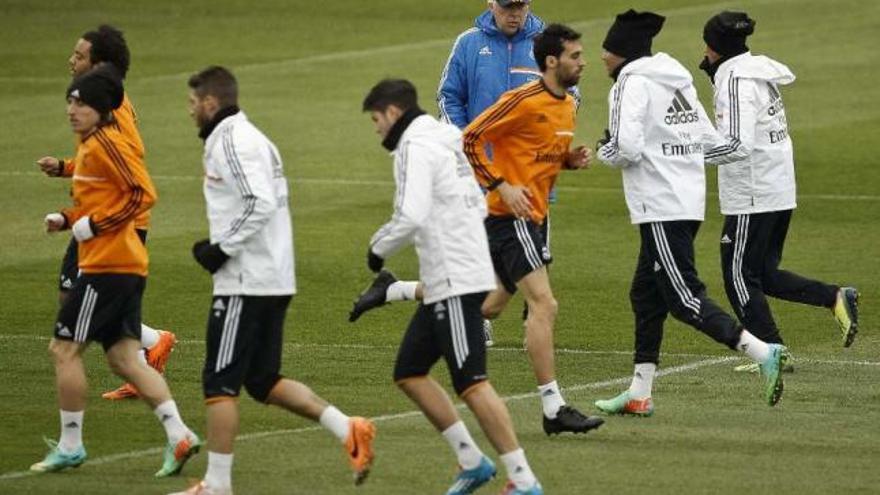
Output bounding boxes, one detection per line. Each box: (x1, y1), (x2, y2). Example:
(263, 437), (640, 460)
(437, 11), (547, 129)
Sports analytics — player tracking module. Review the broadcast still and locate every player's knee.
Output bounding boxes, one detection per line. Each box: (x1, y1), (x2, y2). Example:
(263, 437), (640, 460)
(106, 352), (137, 378)
(528, 293), (558, 319)
(48, 338), (79, 364)
(481, 300), (503, 320)
(244, 373), (282, 403)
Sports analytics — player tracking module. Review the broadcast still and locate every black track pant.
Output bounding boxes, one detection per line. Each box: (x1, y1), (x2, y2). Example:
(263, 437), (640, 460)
(720, 210), (838, 344)
(631, 221), (743, 364)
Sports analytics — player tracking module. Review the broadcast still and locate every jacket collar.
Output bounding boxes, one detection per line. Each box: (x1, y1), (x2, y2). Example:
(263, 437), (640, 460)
(710, 52), (751, 85)
(382, 107), (426, 151)
(199, 105), (241, 141)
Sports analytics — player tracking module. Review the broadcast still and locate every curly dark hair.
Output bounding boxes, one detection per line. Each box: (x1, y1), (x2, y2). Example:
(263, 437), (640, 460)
(82, 25), (130, 79)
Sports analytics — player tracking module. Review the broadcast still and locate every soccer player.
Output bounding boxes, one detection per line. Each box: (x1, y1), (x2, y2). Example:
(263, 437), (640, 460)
(700, 11), (859, 369)
(35, 24), (176, 401)
(170, 66), (375, 495)
(359, 78), (543, 495)
(458, 24), (602, 435)
(437, 0), (578, 343)
(593, 10), (787, 416)
(32, 68), (201, 477)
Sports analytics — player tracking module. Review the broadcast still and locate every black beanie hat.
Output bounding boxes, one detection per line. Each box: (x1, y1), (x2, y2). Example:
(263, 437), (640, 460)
(66, 66), (124, 114)
(703, 11), (756, 57)
(603, 9), (665, 59)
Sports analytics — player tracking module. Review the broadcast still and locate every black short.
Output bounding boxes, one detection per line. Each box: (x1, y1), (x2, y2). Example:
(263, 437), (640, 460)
(203, 295), (292, 402)
(59, 229), (147, 292)
(393, 292), (488, 395)
(54, 273), (145, 351)
(485, 216), (552, 294)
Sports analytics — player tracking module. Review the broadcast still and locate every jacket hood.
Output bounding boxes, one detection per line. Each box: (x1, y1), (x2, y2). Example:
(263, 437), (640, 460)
(475, 10), (544, 41)
(620, 52), (693, 89)
(403, 115), (462, 152)
(720, 52), (795, 85)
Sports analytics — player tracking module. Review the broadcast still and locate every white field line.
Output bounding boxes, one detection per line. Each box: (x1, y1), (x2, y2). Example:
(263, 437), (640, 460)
(2, 333), (878, 368)
(0, 355), (733, 481)
(3, 170), (879, 202)
(0, 0), (778, 85)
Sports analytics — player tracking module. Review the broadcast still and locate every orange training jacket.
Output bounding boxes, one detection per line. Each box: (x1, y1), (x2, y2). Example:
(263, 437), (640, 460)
(463, 80), (577, 224)
(61, 124), (157, 276)
(63, 93), (150, 229)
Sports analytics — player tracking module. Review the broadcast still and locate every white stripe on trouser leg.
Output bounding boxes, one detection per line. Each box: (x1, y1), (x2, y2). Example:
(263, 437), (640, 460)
(514, 219), (542, 269)
(544, 211), (551, 253)
(732, 215), (750, 306)
(650, 223), (701, 314)
(75, 285), (97, 343)
(216, 296), (242, 373)
(448, 297), (469, 369)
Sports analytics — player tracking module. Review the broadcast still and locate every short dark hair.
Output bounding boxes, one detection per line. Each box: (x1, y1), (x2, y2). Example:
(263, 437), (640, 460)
(362, 79), (418, 113)
(533, 24), (582, 72)
(82, 25), (130, 79)
(188, 66), (238, 107)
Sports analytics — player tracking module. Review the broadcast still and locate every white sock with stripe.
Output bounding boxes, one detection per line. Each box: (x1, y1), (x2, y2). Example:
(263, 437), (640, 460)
(154, 400), (189, 444)
(628, 363), (656, 399)
(500, 448), (538, 490)
(140, 323), (160, 349)
(737, 329), (771, 363)
(319, 406), (351, 443)
(441, 421), (483, 470)
(537, 381), (566, 419)
(59, 410), (84, 453)
(204, 451), (233, 490)
(386, 281), (418, 302)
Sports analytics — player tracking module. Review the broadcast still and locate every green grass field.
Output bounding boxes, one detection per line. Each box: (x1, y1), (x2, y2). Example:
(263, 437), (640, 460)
(1, 0), (878, 493)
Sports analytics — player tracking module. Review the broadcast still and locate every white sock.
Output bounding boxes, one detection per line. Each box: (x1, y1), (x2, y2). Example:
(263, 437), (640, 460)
(204, 451), (234, 490)
(154, 400), (189, 444)
(140, 323), (160, 349)
(500, 448), (538, 490)
(138, 349), (147, 365)
(319, 406), (350, 443)
(537, 380), (566, 419)
(628, 363), (656, 399)
(737, 329), (771, 363)
(386, 281), (418, 302)
(441, 421), (484, 470)
(59, 410), (84, 453)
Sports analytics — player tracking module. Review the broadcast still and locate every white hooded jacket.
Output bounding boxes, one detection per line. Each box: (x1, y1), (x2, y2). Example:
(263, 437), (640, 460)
(598, 53), (721, 224)
(704, 52), (797, 215)
(202, 111), (296, 296)
(370, 114), (496, 304)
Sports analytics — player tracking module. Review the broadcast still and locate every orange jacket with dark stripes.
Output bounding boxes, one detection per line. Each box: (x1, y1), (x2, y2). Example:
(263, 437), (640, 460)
(63, 93), (150, 230)
(61, 124), (157, 276)
(463, 80), (577, 224)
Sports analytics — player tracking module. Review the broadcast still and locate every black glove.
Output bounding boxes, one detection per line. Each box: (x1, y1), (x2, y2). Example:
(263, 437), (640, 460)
(192, 238), (230, 274)
(597, 129), (611, 149)
(367, 248), (384, 273)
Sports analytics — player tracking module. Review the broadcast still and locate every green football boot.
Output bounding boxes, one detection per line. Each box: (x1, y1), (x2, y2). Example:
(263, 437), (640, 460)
(30, 438), (87, 473)
(155, 433), (202, 478)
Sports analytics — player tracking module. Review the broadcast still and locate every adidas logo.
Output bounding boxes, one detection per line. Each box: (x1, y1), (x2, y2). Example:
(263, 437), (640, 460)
(653, 261), (662, 272)
(664, 89), (699, 125)
(70, 89), (80, 99)
(458, 442), (470, 450)
(161, 414), (173, 423)
(478, 46), (492, 56)
(213, 299), (226, 311)
(64, 421), (79, 429)
(60, 277), (73, 289)
(536, 114), (548, 123)
(542, 389), (556, 397)
(434, 302), (446, 313)
(720, 234), (732, 244)
(57, 324), (72, 338)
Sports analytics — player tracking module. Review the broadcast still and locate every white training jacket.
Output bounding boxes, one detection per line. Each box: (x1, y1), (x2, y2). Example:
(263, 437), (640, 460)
(370, 114), (496, 304)
(598, 53), (721, 225)
(705, 52), (797, 215)
(203, 111), (296, 296)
